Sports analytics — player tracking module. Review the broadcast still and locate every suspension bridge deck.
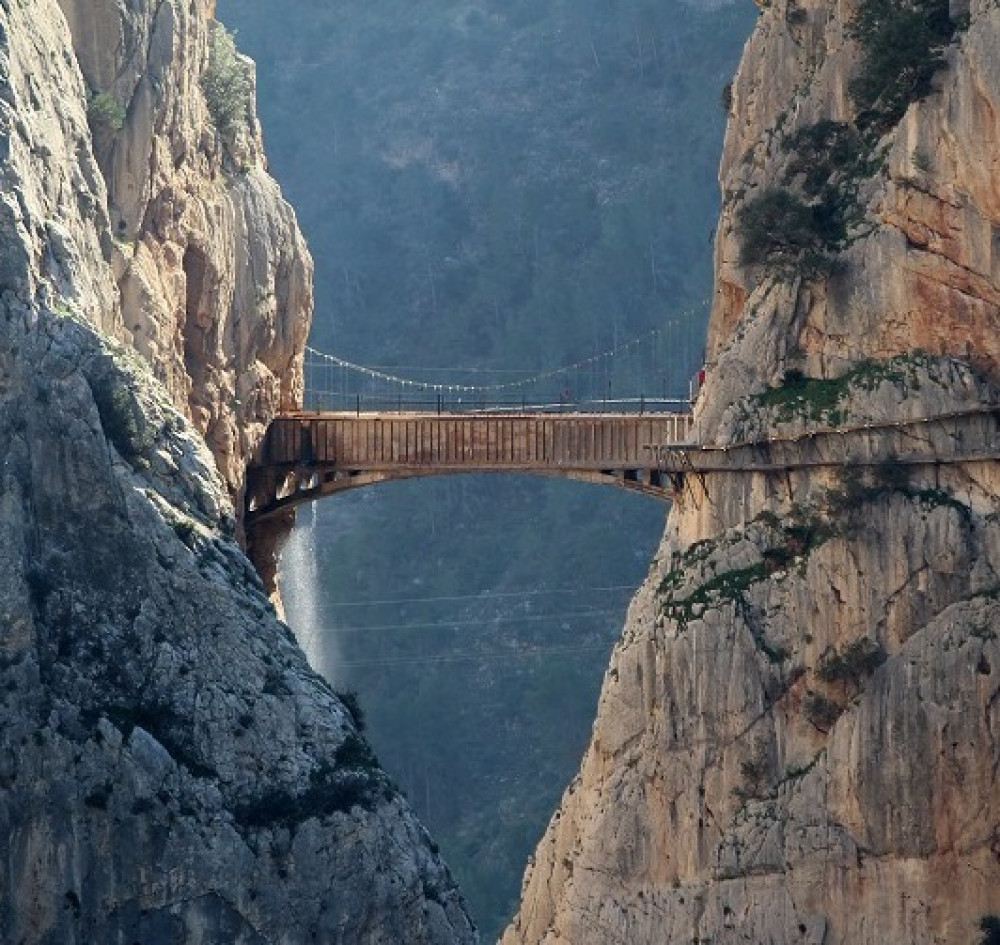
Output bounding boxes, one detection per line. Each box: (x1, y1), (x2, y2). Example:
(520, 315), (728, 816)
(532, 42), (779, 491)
(245, 410), (696, 519)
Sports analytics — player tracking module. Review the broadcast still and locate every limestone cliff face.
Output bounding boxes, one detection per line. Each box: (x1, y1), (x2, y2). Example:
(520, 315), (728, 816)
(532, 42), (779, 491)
(0, 1), (475, 941)
(56, 0), (311, 498)
(503, 1), (1000, 943)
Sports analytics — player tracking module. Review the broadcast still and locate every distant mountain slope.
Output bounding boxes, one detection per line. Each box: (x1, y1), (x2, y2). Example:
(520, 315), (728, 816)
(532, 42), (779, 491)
(219, 0), (753, 375)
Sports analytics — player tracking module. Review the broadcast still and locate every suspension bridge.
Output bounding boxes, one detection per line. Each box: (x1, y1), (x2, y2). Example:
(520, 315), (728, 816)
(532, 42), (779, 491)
(244, 305), (1000, 522)
(244, 311), (709, 520)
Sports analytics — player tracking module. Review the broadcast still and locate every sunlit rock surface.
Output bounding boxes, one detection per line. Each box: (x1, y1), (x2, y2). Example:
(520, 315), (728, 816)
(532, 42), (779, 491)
(56, 0), (312, 497)
(503, 1), (1000, 942)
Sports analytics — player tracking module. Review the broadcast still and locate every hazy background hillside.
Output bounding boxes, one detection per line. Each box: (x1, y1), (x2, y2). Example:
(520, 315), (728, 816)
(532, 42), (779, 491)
(217, 0), (754, 937)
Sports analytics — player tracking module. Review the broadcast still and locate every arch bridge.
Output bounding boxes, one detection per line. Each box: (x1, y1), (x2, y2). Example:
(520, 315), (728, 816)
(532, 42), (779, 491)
(245, 410), (696, 522)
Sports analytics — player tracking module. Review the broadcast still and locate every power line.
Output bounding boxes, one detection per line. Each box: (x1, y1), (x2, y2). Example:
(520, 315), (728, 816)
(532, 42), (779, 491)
(314, 607), (627, 634)
(309, 584), (640, 608)
(329, 641), (618, 667)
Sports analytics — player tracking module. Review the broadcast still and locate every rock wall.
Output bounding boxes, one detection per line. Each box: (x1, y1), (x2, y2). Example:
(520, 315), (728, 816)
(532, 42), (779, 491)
(0, 0), (475, 941)
(56, 0), (311, 502)
(503, 1), (1000, 943)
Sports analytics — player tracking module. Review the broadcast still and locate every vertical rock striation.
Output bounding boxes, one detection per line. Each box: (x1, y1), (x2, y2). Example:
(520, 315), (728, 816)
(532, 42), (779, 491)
(503, 1), (1000, 943)
(0, 0), (475, 941)
(56, 0), (312, 496)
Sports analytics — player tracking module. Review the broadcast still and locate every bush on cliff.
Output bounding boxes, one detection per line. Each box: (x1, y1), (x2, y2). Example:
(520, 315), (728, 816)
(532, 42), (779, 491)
(737, 119), (875, 281)
(739, 0), (965, 281)
(849, 0), (957, 132)
(88, 92), (126, 132)
(736, 187), (844, 279)
(202, 22), (252, 137)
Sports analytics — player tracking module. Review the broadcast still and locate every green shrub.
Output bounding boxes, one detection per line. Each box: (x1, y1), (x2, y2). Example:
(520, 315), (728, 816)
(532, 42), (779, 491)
(89, 371), (154, 464)
(816, 638), (886, 684)
(872, 459), (911, 490)
(782, 120), (868, 198)
(234, 744), (392, 829)
(754, 370), (849, 425)
(202, 22), (252, 136)
(739, 118), (875, 281)
(802, 691), (843, 730)
(848, 0), (956, 132)
(335, 732), (380, 770)
(736, 187), (843, 279)
(88, 91), (126, 131)
(762, 546), (793, 573)
(783, 517), (835, 557)
(336, 689), (367, 732)
(911, 147), (933, 173)
(661, 561), (767, 628)
(720, 80), (733, 113)
(234, 771), (381, 828)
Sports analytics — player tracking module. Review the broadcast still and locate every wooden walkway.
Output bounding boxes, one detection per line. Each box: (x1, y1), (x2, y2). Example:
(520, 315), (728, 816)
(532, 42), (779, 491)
(243, 405), (1000, 523)
(245, 411), (695, 520)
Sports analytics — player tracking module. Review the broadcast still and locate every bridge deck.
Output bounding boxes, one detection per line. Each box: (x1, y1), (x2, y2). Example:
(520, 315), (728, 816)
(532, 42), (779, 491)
(244, 405), (1000, 522)
(263, 411), (694, 469)
(246, 410), (695, 518)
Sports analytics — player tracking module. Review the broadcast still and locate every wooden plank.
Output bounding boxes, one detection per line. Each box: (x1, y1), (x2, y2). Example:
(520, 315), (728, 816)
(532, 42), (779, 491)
(276, 420), (287, 464)
(265, 423), (275, 464)
(268, 422), (279, 464)
(312, 419), (321, 464)
(321, 419), (332, 463)
(254, 411), (695, 478)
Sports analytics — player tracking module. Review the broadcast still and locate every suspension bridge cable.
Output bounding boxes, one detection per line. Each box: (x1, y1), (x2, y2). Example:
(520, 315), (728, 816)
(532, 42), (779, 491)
(305, 298), (710, 394)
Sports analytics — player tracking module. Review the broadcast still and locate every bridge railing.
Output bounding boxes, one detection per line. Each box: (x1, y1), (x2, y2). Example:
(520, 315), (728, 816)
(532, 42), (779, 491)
(301, 390), (692, 415)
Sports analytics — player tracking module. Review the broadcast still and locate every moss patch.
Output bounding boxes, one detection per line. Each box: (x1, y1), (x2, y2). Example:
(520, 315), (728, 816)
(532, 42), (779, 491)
(662, 561), (769, 628)
(750, 352), (938, 427)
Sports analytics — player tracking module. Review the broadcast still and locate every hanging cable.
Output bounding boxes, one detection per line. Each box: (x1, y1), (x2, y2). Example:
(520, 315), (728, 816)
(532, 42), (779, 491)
(304, 298), (710, 395)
